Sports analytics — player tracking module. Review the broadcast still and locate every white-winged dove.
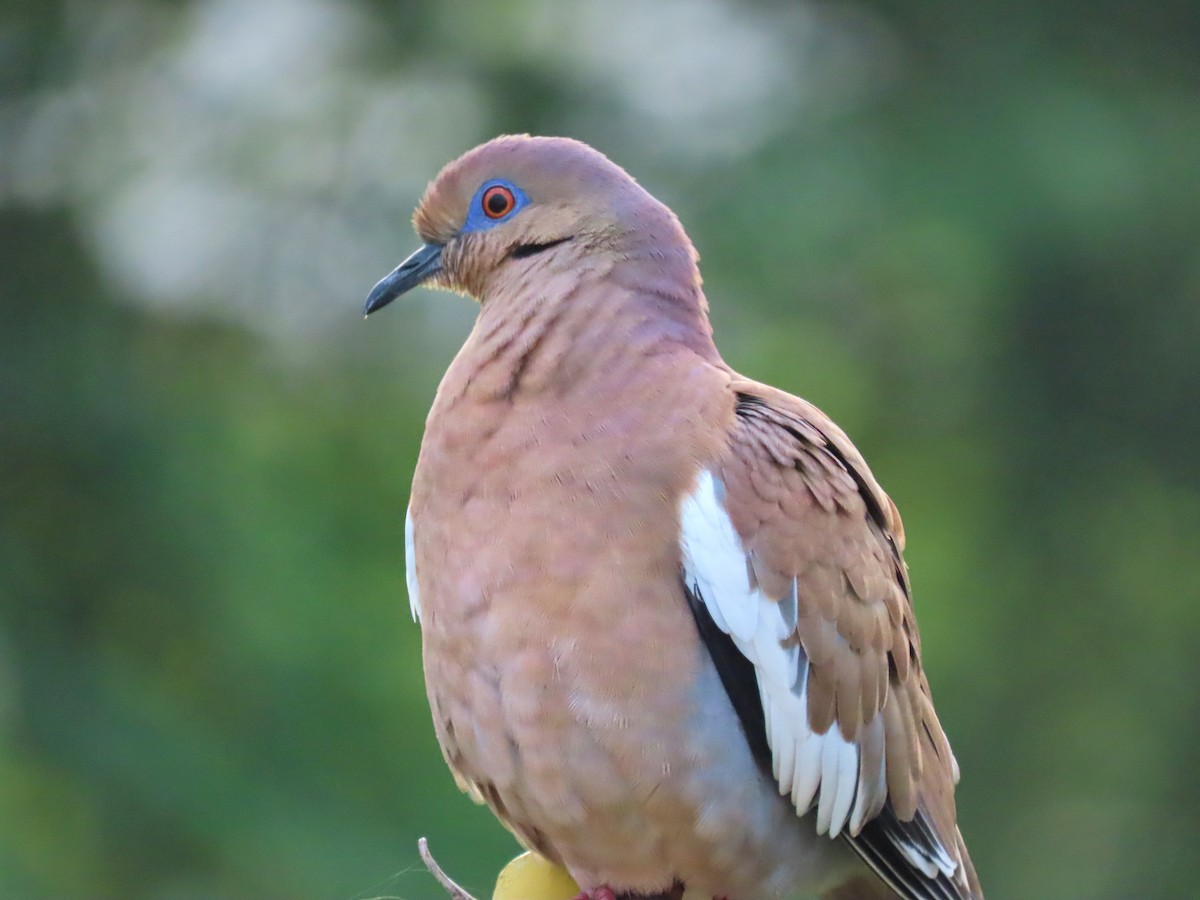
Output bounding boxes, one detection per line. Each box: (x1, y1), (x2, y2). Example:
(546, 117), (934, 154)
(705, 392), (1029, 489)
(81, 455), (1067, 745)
(366, 136), (982, 900)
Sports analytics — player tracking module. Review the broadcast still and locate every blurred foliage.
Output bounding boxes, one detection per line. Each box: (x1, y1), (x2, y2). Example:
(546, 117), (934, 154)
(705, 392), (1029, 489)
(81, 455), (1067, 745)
(1, 1), (1198, 898)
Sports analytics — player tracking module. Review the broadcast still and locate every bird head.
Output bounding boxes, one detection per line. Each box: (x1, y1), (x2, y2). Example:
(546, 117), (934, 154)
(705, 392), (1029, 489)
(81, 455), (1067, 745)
(364, 135), (693, 313)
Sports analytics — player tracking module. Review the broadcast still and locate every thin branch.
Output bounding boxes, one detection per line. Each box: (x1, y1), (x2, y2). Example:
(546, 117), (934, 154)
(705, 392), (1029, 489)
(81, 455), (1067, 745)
(418, 837), (479, 900)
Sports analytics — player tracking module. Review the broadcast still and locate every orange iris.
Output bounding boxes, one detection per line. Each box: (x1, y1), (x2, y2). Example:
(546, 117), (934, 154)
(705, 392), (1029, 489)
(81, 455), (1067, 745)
(482, 185), (516, 219)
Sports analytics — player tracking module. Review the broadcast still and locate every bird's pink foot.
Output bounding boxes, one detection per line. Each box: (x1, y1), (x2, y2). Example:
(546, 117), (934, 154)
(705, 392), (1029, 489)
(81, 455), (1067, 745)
(572, 888), (686, 900)
(571, 889), (616, 900)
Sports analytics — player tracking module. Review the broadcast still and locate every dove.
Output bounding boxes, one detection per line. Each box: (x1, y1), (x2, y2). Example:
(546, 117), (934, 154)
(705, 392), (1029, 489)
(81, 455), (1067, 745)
(366, 135), (982, 900)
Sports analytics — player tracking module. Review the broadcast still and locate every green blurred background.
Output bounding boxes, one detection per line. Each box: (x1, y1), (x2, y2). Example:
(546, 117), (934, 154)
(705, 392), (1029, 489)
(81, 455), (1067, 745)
(2, 1), (1197, 897)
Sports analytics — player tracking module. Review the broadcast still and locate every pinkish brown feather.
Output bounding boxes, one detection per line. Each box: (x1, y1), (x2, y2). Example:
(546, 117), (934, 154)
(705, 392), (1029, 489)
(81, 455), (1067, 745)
(390, 134), (981, 898)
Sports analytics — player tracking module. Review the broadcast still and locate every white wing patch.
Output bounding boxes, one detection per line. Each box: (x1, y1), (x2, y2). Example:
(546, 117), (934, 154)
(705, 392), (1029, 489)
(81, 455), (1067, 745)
(679, 470), (878, 839)
(405, 506), (421, 622)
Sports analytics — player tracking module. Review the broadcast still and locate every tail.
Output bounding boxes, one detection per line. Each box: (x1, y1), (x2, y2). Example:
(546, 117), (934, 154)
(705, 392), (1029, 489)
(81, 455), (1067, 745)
(823, 833), (983, 899)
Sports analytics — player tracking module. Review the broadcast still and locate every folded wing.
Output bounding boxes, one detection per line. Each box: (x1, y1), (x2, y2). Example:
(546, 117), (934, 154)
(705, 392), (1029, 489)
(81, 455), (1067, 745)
(679, 383), (981, 899)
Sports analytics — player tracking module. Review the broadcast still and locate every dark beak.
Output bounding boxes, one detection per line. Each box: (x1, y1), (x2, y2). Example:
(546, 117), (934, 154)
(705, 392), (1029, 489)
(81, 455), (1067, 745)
(363, 242), (444, 315)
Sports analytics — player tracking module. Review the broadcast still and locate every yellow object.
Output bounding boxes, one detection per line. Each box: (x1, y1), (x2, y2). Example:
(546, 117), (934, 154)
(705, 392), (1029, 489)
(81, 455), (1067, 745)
(493, 851), (580, 900)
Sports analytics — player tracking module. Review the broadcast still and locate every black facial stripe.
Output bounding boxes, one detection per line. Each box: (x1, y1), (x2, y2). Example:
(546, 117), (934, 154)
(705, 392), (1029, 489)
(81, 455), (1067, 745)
(510, 236), (573, 259)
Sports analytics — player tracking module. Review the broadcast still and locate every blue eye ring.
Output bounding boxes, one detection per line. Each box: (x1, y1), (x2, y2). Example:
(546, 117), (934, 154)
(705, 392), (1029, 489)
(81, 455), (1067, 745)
(463, 179), (529, 232)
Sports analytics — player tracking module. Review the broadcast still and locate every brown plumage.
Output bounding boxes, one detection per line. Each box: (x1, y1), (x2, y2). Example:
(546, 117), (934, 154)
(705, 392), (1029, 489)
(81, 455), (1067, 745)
(367, 135), (982, 899)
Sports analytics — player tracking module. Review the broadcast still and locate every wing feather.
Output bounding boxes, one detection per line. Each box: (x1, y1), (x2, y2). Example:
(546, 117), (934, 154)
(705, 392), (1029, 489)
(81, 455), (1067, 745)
(405, 506), (421, 622)
(679, 384), (982, 898)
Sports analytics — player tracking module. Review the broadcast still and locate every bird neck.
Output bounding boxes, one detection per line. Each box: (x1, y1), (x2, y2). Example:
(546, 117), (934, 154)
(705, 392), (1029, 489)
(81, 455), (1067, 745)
(444, 246), (721, 405)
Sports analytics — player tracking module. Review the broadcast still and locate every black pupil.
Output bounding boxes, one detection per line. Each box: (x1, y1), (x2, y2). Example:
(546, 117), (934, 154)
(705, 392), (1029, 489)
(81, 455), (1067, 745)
(486, 190), (510, 216)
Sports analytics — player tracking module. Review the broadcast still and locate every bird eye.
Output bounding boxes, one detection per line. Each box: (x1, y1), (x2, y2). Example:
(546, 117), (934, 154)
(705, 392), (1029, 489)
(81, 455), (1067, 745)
(482, 185), (516, 219)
